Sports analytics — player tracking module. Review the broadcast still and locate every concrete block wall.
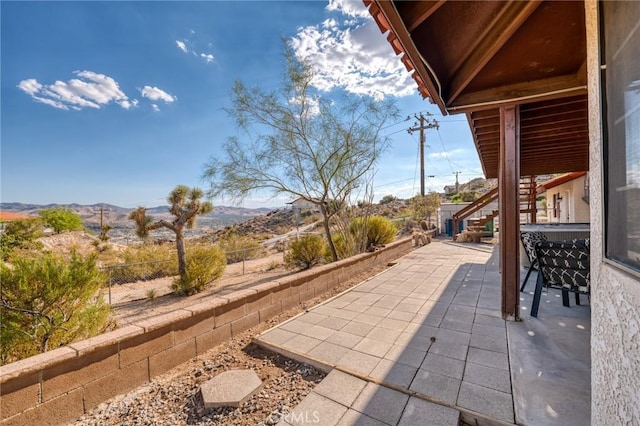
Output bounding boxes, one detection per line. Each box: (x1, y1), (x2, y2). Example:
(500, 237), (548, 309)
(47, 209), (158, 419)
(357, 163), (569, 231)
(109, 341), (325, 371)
(0, 237), (412, 425)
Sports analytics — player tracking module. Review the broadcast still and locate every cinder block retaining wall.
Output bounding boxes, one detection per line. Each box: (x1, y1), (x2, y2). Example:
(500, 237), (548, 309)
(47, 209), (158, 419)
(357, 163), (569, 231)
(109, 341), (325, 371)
(0, 238), (413, 426)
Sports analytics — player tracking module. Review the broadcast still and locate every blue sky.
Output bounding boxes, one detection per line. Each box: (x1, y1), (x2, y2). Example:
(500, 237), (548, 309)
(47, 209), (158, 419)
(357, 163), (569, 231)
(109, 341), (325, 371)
(1, 0), (483, 209)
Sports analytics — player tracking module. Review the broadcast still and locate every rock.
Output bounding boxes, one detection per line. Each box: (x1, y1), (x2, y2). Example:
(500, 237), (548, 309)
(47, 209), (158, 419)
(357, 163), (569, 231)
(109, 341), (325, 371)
(200, 369), (263, 409)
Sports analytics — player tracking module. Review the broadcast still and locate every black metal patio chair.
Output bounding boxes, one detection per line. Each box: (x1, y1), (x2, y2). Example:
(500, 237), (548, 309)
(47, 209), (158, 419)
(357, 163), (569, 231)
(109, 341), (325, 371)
(520, 231), (547, 292)
(530, 239), (590, 318)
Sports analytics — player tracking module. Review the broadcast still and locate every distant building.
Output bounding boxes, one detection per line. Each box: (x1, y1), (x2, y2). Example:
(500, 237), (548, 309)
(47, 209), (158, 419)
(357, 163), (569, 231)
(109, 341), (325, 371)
(443, 185), (457, 195)
(537, 172), (589, 223)
(0, 211), (31, 232)
(287, 197), (320, 212)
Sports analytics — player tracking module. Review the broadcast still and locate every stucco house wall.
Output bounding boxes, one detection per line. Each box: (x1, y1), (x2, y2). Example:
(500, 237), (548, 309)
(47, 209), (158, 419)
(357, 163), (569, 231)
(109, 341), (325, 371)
(586, 2), (640, 424)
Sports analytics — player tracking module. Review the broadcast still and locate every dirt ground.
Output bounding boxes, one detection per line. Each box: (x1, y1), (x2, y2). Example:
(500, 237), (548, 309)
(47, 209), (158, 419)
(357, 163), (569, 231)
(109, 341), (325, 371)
(108, 251), (297, 326)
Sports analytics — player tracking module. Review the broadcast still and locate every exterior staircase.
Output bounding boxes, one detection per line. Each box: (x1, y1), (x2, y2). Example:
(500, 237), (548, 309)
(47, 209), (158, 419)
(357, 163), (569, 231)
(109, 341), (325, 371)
(452, 176), (538, 241)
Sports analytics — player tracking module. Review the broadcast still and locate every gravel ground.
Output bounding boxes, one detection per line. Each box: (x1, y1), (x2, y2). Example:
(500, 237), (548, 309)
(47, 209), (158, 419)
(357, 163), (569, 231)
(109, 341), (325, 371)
(72, 263), (391, 426)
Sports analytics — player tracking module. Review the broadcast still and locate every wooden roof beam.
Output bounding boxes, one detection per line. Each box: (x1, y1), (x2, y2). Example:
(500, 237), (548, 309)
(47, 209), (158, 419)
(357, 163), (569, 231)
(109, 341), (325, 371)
(446, 1), (542, 105)
(448, 74), (587, 113)
(376, 0), (448, 114)
(397, 1), (446, 33)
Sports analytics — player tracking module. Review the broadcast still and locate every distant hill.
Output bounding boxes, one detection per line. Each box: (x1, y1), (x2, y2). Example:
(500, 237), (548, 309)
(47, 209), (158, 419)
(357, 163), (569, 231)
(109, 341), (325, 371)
(0, 202), (274, 231)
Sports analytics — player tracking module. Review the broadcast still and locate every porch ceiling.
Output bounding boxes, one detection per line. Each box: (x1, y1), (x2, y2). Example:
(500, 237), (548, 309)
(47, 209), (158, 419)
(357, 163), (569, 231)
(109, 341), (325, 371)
(365, 0), (589, 178)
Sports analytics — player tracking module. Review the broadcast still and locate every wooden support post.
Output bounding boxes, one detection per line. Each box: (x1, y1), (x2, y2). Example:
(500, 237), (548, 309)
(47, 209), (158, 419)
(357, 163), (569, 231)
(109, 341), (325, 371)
(499, 105), (520, 321)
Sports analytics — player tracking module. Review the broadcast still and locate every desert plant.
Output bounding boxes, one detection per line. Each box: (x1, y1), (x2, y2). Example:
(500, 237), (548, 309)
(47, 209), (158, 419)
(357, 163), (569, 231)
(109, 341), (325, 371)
(350, 216), (397, 248)
(285, 234), (325, 270)
(146, 289), (157, 300)
(0, 251), (111, 364)
(172, 244), (226, 295)
(409, 192), (441, 225)
(0, 217), (44, 260)
(217, 233), (263, 263)
(202, 44), (399, 262)
(266, 260), (281, 271)
(379, 195), (398, 205)
(38, 208), (83, 233)
(130, 186), (212, 285)
(105, 244), (178, 284)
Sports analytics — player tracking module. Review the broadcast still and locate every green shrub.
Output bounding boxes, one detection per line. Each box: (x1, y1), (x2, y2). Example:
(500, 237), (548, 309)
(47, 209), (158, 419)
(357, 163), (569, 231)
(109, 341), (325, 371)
(285, 234), (325, 270)
(324, 232), (358, 262)
(0, 218), (44, 260)
(217, 233), (263, 263)
(172, 244), (226, 295)
(350, 215), (397, 248)
(105, 244), (178, 284)
(38, 208), (83, 233)
(0, 252), (111, 364)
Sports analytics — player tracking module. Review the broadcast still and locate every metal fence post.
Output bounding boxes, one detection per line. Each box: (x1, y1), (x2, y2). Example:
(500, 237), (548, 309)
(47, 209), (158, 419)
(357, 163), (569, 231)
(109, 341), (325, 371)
(108, 268), (112, 305)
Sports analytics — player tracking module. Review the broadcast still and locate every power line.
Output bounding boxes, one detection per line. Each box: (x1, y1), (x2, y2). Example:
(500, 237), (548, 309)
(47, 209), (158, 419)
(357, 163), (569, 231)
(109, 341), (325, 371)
(407, 113), (439, 196)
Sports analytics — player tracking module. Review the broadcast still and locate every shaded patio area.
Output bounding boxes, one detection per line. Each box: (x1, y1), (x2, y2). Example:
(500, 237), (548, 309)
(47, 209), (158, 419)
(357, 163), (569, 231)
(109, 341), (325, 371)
(255, 240), (590, 425)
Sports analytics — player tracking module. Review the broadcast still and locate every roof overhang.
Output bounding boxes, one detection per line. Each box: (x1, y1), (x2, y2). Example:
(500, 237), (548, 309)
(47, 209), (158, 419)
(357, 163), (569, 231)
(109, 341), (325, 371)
(365, 0), (589, 178)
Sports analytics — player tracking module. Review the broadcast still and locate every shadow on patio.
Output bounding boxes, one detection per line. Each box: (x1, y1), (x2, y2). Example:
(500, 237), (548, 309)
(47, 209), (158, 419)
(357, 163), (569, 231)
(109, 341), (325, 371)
(255, 240), (590, 425)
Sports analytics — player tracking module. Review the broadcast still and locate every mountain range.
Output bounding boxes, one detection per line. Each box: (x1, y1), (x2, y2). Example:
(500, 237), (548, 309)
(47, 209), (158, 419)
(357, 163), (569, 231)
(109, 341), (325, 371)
(0, 202), (275, 231)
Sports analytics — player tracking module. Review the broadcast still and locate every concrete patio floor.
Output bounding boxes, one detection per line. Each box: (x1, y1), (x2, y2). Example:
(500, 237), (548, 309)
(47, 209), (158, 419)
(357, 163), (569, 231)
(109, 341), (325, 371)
(255, 240), (591, 425)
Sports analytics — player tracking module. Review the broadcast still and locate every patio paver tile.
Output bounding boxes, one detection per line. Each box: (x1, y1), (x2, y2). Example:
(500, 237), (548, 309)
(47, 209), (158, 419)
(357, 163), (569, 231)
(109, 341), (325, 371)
(377, 317), (410, 332)
(260, 328), (297, 346)
(370, 358), (418, 388)
(341, 321), (376, 337)
(353, 338), (393, 358)
(463, 362), (512, 394)
(467, 347), (509, 371)
(338, 409), (387, 426)
(307, 341), (351, 366)
(384, 345), (427, 368)
(471, 323), (507, 340)
(420, 352), (465, 380)
(351, 383), (409, 426)
(473, 314), (506, 328)
(398, 396), (460, 426)
(337, 350), (381, 376)
(318, 316), (350, 331)
(457, 381), (514, 423)
(325, 331), (363, 349)
(313, 370), (367, 407)
(386, 310), (416, 322)
(363, 307), (392, 317)
(366, 327), (402, 344)
(287, 392), (347, 426)
(301, 325), (335, 341)
(428, 340), (469, 361)
(469, 333), (507, 354)
(353, 313), (383, 325)
(298, 312), (329, 325)
(410, 369), (461, 405)
(282, 334), (322, 354)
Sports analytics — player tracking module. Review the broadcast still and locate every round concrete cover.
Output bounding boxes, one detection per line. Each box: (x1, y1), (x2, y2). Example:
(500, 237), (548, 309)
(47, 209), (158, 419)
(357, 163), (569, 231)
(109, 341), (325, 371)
(200, 369), (263, 409)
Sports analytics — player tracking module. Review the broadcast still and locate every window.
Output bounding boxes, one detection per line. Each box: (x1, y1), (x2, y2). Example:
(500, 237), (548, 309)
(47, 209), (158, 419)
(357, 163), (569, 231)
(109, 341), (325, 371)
(602, 1), (640, 273)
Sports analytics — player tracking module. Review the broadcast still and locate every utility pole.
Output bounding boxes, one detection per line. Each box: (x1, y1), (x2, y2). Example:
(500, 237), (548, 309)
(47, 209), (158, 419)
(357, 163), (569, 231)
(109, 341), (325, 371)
(408, 113), (439, 196)
(453, 171), (462, 193)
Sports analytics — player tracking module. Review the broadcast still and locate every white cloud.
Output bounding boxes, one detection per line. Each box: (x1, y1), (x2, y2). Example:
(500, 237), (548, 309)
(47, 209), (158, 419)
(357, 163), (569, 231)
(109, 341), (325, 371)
(326, 0), (371, 19)
(290, 6), (416, 100)
(430, 149), (466, 158)
(190, 29), (196, 34)
(176, 40), (188, 53)
(140, 86), (176, 103)
(200, 53), (214, 63)
(152, 104), (160, 112)
(17, 71), (136, 110)
(17, 79), (42, 95)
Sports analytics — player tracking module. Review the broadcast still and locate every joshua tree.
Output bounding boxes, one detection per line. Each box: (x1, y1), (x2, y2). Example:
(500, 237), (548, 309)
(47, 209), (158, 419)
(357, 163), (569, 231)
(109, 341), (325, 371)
(129, 186), (212, 281)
